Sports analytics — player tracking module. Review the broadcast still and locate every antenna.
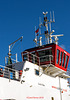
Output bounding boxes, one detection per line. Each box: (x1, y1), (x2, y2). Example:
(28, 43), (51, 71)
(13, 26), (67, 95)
(53, 11), (55, 22)
(34, 25), (43, 46)
(34, 26), (38, 47)
(39, 17), (42, 35)
(34, 11), (63, 46)
(43, 11), (49, 44)
(39, 17), (42, 28)
(50, 11), (52, 22)
(49, 11), (52, 32)
(49, 30), (55, 43)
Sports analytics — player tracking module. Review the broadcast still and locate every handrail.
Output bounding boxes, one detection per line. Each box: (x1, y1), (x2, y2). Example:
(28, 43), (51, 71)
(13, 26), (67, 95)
(23, 51), (53, 66)
(23, 51), (39, 59)
(23, 51), (40, 66)
(0, 66), (22, 81)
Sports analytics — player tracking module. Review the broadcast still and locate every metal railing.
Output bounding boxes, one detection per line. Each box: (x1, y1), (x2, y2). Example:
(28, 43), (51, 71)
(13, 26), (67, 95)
(0, 65), (22, 81)
(39, 55), (53, 64)
(22, 51), (40, 66)
(0, 51), (53, 81)
(5, 53), (19, 66)
(22, 51), (53, 66)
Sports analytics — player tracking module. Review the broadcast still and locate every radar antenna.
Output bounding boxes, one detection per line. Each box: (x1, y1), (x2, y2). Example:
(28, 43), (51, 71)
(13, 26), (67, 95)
(51, 34), (63, 45)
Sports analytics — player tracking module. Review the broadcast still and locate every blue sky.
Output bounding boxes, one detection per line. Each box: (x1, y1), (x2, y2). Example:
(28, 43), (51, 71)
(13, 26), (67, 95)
(0, 0), (70, 69)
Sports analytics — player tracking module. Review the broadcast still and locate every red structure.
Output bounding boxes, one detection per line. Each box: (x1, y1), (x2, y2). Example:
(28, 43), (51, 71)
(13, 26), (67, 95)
(22, 43), (70, 72)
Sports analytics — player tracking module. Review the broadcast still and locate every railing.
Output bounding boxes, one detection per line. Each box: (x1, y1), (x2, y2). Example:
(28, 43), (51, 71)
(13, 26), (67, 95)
(0, 51), (53, 81)
(39, 55), (53, 64)
(22, 51), (53, 66)
(0, 65), (22, 81)
(5, 53), (19, 66)
(23, 51), (40, 66)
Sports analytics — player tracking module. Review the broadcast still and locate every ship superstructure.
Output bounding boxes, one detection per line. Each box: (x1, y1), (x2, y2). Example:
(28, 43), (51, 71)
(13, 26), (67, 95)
(22, 11), (70, 77)
(0, 11), (70, 100)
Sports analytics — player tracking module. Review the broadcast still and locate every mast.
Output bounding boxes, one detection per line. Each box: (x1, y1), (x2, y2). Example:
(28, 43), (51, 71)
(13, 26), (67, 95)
(34, 11), (63, 46)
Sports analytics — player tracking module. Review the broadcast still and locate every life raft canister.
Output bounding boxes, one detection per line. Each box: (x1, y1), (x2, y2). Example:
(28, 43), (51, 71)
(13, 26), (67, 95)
(19, 70), (22, 77)
(0, 68), (3, 77)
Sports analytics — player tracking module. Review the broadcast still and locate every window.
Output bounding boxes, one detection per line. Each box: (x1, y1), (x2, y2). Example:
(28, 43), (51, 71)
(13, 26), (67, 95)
(38, 49), (52, 62)
(35, 69), (39, 75)
(59, 52), (62, 65)
(62, 53), (65, 67)
(56, 49), (60, 64)
(23, 54), (28, 61)
(65, 55), (68, 68)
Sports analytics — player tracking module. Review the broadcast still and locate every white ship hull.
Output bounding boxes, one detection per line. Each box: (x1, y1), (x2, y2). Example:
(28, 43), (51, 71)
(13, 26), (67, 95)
(0, 61), (70, 100)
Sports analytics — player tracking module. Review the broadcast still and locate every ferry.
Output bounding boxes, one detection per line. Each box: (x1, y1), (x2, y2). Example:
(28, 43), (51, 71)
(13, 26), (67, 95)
(0, 11), (70, 100)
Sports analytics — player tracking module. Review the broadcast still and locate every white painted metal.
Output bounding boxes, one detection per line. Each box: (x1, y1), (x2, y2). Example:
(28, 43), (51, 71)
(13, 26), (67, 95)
(0, 61), (70, 100)
(39, 37), (42, 46)
(8, 36), (23, 57)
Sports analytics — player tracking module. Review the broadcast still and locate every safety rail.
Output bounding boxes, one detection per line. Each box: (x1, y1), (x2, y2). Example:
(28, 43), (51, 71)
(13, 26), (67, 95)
(22, 51), (53, 66)
(22, 51), (40, 66)
(0, 65), (22, 81)
(39, 55), (53, 64)
(5, 53), (19, 66)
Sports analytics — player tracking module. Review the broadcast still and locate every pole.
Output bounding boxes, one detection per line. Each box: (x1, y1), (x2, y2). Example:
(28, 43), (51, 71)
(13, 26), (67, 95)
(59, 77), (62, 100)
(16, 53), (18, 63)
